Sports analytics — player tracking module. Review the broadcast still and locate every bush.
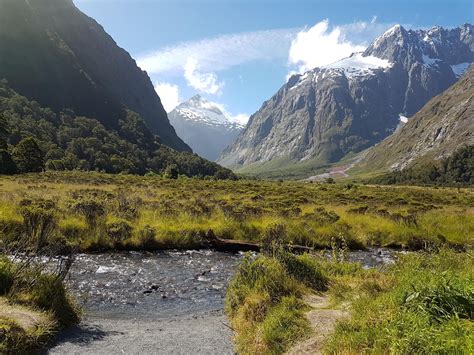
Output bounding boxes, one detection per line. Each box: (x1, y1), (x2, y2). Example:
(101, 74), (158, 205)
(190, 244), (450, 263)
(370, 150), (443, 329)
(261, 224), (287, 257)
(19, 199), (57, 253)
(105, 220), (133, 244)
(226, 255), (300, 317)
(137, 225), (158, 250)
(71, 198), (105, 229)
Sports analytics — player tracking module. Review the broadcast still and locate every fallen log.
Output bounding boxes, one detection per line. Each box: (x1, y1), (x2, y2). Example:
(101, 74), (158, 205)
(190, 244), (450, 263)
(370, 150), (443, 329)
(202, 229), (315, 254)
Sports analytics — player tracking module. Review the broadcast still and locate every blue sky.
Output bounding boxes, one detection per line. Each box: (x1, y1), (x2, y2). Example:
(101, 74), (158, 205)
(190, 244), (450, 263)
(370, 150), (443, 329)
(74, 0), (473, 123)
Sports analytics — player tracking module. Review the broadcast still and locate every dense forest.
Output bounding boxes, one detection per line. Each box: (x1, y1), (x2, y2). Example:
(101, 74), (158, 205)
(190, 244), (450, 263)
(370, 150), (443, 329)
(0, 81), (236, 179)
(368, 145), (474, 186)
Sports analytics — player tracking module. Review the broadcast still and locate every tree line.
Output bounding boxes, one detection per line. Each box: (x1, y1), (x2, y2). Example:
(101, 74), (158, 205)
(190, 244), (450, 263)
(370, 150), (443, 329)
(0, 80), (236, 179)
(368, 145), (474, 186)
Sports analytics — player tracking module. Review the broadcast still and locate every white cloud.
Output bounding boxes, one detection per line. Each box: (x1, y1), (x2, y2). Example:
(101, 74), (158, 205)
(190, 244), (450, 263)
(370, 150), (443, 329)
(288, 19), (366, 74)
(137, 28), (297, 75)
(154, 82), (181, 112)
(229, 113), (250, 126)
(184, 58), (224, 95)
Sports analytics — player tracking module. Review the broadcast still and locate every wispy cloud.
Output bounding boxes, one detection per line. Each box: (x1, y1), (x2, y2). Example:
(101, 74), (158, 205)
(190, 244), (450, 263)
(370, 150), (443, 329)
(137, 28), (297, 75)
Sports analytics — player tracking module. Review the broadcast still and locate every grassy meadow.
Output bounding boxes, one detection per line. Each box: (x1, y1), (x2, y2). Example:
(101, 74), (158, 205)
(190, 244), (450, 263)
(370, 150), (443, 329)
(0, 171), (473, 253)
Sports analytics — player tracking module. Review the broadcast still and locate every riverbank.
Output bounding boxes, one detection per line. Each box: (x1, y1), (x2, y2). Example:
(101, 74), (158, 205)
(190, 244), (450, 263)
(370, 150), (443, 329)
(47, 250), (241, 354)
(0, 172), (472, 254)
(226, 249), (473, 354)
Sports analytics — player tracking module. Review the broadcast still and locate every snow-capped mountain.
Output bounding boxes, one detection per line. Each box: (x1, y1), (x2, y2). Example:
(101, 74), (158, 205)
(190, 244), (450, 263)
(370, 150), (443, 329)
(218, 24), (473, 175)
(168, 95), (244, 161)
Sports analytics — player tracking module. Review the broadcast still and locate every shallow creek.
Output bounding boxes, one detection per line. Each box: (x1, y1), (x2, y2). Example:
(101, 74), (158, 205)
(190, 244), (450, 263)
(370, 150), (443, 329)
(47, 248), (399, 354)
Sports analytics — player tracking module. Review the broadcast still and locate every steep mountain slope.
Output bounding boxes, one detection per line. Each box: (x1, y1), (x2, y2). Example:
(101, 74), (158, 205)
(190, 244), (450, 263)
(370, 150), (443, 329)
(0, 81), (236, 178)
(0, 0), (189, 152)
(219, 24), (473, 177)
(357, 65), (473, 172)
(168, 95), (243, 161)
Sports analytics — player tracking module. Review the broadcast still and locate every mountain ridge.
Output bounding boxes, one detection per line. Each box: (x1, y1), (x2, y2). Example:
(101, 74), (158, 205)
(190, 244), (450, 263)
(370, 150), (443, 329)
(356, 64), (473, 173)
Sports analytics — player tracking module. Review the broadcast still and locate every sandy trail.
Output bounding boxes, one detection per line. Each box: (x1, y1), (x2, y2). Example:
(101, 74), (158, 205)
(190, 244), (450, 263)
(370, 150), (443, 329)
(287, 295), (347, 355)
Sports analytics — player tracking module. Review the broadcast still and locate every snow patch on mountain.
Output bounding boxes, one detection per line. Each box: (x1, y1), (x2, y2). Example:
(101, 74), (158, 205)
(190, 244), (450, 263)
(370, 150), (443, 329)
(323, 52), (393, 78)
(451, 63), (470, 77)
(399, 114), (409, 123)
(422, 54), (442, 68)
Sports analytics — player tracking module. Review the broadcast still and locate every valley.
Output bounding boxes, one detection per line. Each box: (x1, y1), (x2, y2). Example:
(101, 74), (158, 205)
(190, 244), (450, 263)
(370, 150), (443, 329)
(0, 0), (472, 353)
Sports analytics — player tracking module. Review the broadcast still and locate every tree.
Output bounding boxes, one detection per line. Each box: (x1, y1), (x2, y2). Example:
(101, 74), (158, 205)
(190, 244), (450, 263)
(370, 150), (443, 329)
(0, 150), (16, 174)
(0, 113), (8, 149)
(12, 137), (45, 173)
(164, 164), (179, 179)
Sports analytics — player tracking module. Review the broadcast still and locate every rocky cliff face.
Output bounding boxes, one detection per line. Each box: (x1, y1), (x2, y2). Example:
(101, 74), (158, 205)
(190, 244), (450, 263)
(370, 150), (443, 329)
(168, 95), (243, 161)
(218, 24), (473, 174)
(0, 0), (190, 152)
(358, 65), (473, 172)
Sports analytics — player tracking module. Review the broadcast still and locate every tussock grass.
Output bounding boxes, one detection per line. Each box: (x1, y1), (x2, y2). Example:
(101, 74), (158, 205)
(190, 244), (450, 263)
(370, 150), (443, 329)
(324, 250), (474, 353)
(0, 171), (472, 252)
(0, 257), (80, 352)
(225, 253), (320, 354)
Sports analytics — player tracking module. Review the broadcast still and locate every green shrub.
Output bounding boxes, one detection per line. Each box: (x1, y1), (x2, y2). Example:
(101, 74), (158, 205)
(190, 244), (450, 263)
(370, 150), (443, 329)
(137, 225), (158, 250)
(226, 255), (300, 317)
(71, 198), (105, 229)
(105, 220), (133, 244)
(18, 199), (57, 253)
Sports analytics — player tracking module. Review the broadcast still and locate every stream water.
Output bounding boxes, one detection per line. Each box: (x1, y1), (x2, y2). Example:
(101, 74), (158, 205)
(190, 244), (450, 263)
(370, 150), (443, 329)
(47, 248), (399, 354)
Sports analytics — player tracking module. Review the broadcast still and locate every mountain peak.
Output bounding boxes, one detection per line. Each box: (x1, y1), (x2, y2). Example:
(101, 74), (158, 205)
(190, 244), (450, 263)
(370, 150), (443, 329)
(168, 97), (244, 161)
(178, 95), (224, 116)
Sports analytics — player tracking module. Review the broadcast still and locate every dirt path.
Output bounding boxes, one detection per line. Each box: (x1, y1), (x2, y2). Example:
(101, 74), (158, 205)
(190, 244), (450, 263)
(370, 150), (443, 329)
(286, 295), (347, 355)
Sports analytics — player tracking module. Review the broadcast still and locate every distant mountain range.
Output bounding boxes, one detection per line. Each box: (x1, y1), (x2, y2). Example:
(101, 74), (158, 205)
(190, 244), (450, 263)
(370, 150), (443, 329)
(357, 64), (473, 173)
(0, 0), (189, 152)
(168, 95), (244, 161)
(218, 24), (473, 178)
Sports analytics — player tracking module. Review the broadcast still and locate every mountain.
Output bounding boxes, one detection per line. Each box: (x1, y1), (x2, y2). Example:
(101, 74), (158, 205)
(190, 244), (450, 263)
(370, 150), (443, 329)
(218, 24), (473, 178)
(0, 81), (236, 178)
(356, 64), (473, 173)
(168, 95), (244, 161)
(0, 0), (189, 152)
